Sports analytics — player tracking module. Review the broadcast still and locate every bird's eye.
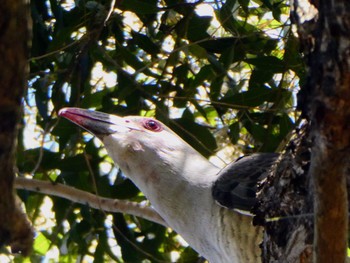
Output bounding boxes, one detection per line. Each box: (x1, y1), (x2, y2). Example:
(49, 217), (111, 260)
(143, 119), (163, 132)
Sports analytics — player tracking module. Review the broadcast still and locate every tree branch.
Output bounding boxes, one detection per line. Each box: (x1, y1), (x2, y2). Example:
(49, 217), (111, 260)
(15, 177), (167, 227)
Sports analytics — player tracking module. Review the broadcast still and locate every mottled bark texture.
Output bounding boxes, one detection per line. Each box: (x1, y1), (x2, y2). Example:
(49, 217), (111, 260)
(0, 0), (33, 255)
(254, 125), (313, 263)
(255, 0), (350, 262)
(299, 0), (350, 262)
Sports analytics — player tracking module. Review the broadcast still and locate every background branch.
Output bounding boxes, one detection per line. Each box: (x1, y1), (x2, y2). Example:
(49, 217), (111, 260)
(15, 177), (166, 227)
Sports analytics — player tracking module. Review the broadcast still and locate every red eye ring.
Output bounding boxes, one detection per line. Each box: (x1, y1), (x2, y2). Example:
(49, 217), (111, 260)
(143, 119), (163, 132)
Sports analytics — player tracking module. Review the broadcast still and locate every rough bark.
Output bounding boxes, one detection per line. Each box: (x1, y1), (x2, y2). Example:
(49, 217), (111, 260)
(254, 125), (313, 263)
(255, 1), (350, 262)
(0, 0), (33, 255)
(297, 0), (350, 262)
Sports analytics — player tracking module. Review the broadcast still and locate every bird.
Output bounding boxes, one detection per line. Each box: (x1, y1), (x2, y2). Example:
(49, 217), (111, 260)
(58, 107), (278, 263)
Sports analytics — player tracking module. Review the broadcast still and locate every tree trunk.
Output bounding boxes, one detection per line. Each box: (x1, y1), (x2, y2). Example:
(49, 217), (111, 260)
(255, 0), (350, 262)
(0, 0), (33, 255)
(299, 0), (350, 262)
(254, 125), (314, 263)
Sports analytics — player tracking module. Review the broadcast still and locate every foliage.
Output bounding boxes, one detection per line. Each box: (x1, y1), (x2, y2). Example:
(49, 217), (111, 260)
(10, 0), (303, 261)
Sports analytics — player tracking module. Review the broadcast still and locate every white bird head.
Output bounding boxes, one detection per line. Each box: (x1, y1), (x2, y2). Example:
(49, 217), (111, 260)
(58, 107), (217, 197)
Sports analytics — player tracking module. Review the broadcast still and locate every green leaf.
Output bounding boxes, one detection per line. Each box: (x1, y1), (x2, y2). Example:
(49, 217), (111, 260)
(119, 48), (146, 71)
(120, 0), (159, 14)
(245, 56), (285, 73)
(131, 31), (160, 55)
(81, 89), (111, 108)
(32, 77), (51, 122)
(169, 117), (217, 157)
(199, 37), (238, 53)
(249, 68), (275, 87)
(191, 65), (215, 88)
(187, 15), (212, 42)
(279, 113), (294, 138)
(217, 0), (239, 34)
(229, 122), (240, 144)
(188, 44), (207, 58)
(34, 232), (51, 255)
(239, 0), (250, 13)
(178, 246), (200, 262)
(19, 149), (61, 173)
(221, 85), (277, 108)
(207, 54), (226, 75)
(21, 0), (301, 260)
(112, 177), (140, 199)
(284, 34), (306, 79)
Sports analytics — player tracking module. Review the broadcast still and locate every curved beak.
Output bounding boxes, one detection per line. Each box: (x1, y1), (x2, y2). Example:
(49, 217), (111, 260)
(58, 107), (139, 137)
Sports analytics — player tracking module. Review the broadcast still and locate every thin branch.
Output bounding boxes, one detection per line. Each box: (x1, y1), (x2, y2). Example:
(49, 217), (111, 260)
(14, 177), (166, 227)
(25, 110), (60, 176)
(104, 0), (116, 26)
(29, 38), (83, 61)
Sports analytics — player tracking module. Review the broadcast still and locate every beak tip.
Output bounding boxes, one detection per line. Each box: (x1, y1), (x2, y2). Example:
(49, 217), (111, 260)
(58, 108), (68, 117)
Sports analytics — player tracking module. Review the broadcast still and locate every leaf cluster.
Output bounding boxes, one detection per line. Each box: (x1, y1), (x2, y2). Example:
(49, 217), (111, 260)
(13, 0), (304, 261)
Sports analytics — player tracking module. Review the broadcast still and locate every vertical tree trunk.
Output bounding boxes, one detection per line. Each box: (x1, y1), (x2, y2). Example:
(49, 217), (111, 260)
(0, 0), (33, 255)
(298, 1), (350, 262)
(255, 1), (350, 262)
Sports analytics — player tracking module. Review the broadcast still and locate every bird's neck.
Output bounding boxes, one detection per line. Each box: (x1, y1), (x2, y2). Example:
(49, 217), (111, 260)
(104, 139), (261, 262)
(123, 151), (261, 262)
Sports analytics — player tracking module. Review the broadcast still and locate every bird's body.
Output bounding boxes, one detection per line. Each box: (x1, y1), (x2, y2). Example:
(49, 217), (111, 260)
(59, 108), (277, 263)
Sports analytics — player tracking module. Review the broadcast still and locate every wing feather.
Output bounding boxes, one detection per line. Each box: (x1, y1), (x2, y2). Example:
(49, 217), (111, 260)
(212, 153), (279, 211)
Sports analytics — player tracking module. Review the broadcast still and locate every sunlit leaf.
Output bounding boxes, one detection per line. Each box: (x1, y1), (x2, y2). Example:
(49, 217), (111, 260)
(33, 233), (51, 255)
(17, 0), (300, 261)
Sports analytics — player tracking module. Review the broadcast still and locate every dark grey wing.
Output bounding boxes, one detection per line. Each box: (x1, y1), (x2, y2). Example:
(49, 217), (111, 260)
(212, 153), (279, 211)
